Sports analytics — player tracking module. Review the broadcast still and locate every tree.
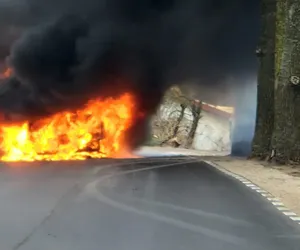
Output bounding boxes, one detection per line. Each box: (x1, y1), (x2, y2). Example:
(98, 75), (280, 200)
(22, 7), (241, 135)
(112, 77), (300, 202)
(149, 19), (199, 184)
(151, 117), (185, 146)
(158, 86), (188, 146)
(151, 85), (202, 148)
(252, 0), (300, 164)
(185, 100), (201, 148)
(251, 0), (276, 160)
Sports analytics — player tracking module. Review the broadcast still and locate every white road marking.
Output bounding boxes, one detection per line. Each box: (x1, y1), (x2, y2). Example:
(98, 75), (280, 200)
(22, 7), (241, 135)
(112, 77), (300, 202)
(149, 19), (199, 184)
(256, 190), (267, 193)
(290, 217), (300, 221)
(277, 207), (289, 211)
(267, 198), (280, 202)
(242, 181), (252, 184)
(272, 202), (284, 206)
(283, 212), (297, 216)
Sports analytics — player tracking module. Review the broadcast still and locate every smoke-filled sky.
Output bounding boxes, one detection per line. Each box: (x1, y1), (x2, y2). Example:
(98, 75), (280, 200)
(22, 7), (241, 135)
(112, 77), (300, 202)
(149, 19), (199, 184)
(0, 0), (260, 75)
(0, 0), (260, 147)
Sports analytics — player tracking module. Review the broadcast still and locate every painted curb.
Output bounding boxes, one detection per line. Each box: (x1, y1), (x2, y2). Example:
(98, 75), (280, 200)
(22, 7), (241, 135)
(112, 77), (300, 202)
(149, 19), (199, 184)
(204, 160), (300, 226)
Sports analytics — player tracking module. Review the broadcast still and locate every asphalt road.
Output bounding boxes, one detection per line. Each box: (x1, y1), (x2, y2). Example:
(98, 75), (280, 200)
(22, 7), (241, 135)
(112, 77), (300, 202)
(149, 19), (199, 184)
(0, 156), (300, 250)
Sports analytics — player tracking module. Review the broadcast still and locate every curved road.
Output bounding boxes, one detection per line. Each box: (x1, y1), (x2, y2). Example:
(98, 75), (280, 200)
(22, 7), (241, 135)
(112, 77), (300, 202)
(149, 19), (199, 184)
(0, 156), (300, 250)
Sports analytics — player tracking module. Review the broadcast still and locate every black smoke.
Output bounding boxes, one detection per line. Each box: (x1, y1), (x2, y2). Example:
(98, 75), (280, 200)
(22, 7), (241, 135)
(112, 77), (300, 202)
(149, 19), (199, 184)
(0, 0), (260, 150)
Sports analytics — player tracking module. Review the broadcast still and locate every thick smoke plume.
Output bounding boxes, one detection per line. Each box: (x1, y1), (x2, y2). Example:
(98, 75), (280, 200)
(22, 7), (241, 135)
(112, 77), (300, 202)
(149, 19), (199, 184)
(0, 0), (260, 149)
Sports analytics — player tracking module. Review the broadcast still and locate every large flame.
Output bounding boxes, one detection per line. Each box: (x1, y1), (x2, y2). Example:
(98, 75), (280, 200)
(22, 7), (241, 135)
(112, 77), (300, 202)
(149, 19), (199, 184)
(0, 92), (137, 162)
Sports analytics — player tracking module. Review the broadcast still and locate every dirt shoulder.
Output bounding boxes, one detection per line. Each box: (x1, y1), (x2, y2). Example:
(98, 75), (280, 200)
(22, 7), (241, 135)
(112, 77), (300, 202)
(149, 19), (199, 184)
(210, 157), (300, 215)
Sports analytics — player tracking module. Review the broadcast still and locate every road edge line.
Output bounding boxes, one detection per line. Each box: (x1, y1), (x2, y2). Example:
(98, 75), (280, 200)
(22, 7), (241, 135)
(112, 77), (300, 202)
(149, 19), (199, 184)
(204, 160), (300, 226)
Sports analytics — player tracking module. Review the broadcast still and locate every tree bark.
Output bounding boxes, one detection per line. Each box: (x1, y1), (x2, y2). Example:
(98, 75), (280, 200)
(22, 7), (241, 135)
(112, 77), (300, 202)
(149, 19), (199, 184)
(251, 0), (276, 159)
(160, 103), (186, 146)
(186, 101), (201, 148)
(253, 0), (300, 164)
(270, 0), (300, 164)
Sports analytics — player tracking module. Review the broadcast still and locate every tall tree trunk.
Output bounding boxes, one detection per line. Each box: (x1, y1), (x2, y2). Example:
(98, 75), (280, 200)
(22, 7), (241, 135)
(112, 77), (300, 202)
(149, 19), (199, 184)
(186, 101), (201, 148)
(270, 0), (300, 164)
(173, 104), (186, 136)
(251, 0), (276, 159)
(160, 104), (186, 146)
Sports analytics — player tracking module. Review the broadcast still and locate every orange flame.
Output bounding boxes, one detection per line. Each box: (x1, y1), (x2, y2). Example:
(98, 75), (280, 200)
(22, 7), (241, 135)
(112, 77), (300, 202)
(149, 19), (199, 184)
(0, 67), (12, 79)
(0, 93), (137, 162)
